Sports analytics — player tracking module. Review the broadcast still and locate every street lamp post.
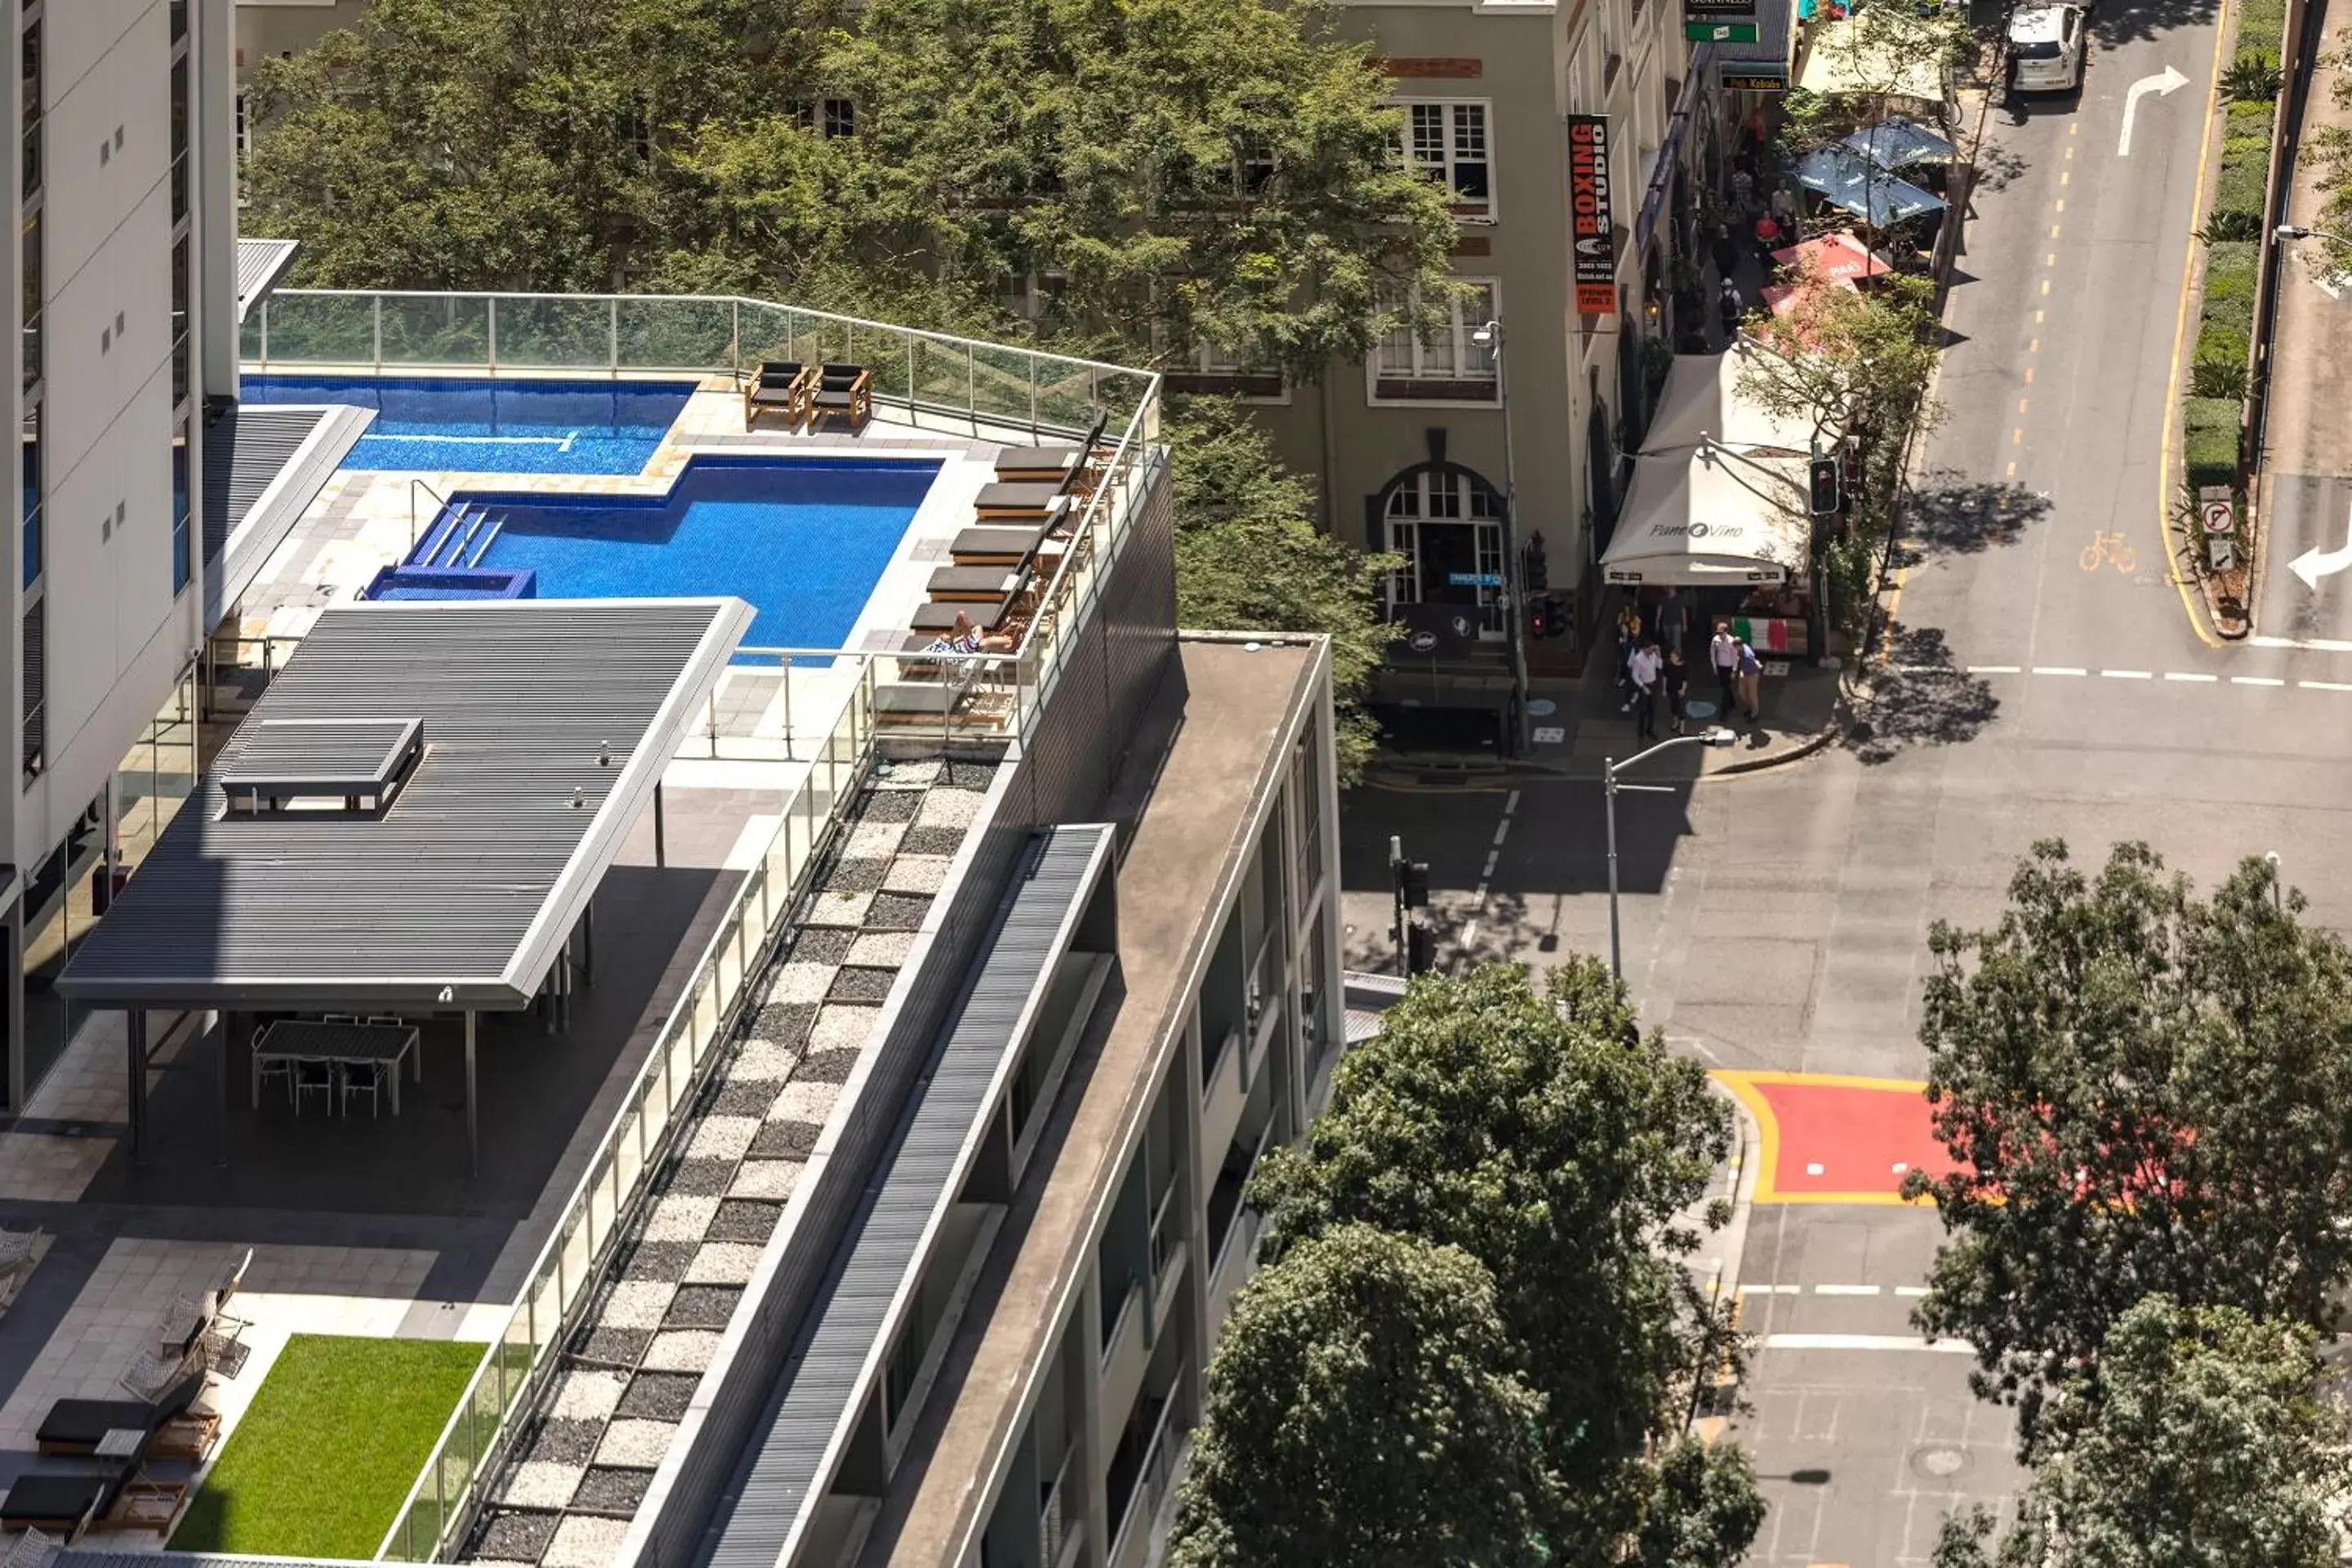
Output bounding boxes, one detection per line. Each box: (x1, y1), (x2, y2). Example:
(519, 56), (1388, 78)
(1604, 729), (1740, 981)
(1473, 318), (1533, 758)
(2276, 224), (2352, 246)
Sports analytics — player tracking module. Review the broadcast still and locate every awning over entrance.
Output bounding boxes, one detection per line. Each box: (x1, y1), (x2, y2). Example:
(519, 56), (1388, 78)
(235, 238), (301, 324)
(1601, 440), (1812, 586)
(202, 403), (374, 633)
(1797, 16), (1951, 105)
(1642, 342), (1826, 457)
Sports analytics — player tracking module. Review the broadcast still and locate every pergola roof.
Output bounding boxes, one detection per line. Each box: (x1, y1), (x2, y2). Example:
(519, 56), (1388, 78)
(58, 598), (751, 1012)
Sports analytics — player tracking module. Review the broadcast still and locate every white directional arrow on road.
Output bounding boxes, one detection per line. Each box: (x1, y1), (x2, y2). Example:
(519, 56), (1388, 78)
(2118, 65), (2190, 157)
(2288, 501), (2352, 590)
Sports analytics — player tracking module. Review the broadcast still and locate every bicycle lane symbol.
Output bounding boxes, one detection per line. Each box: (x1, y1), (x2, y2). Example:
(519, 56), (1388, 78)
(2080, 532), (2137, 573)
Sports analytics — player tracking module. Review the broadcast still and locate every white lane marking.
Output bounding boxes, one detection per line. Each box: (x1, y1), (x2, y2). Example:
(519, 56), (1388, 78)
(1493, 818), (1512, 846)
(2118, 65), (2190, 157)
(2252, 634), (2352, 652)
(1736, 1283), (1803, 1295)
(2302, 679), (2352, 692)
(1762, 1333), (1976, 1354)
(2233, 675), (2287, 687)
(1814, 1284), (1882, 1296)
(1966, 664), (2021, 674)
(1503, 789), (1521, 814)
(2100, 669), (2152, 679)
(2032, 666), (2087, 676)
(2165, 671), (2219, 682)
(1459, 919), (1479, 949)
(1481, 851), (1499, 878)
(1895, 1285), (1931, 1298)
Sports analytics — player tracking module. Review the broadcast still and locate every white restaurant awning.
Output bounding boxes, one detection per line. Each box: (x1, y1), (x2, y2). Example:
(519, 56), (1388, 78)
(1642, 342), (1828, 457)
(1601, 442), (1813, 586)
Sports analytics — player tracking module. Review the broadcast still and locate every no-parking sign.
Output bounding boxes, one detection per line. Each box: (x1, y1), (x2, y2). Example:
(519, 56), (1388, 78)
(2203, 500), (2234, 535)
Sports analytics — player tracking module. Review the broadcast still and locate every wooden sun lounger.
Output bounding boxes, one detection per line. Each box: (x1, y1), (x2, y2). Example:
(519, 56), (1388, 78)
(950, 524), (1054, 568)
(994, 412), (1110, 483)
(973, 484), (1077, 522)
(911, 599), (1010, 633)
(927, 565), (1029, 604)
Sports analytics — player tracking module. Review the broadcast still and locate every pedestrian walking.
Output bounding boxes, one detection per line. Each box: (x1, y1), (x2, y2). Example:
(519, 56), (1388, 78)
(1711, 224), (1742, 286)
(1770, 184), (1797, 229)
(1650, 586), (1689, 657)
(1663, 647), (1690, 736)
(1709, 621), (1740, 715)
(1718, 277), (1744, 338)
(1752, 210), (1784, 266)
(1736, 638), (1764, 723)
(1615, 604), (1643, 710)
(1628, 641), (1663, 742)
(1731, 166), (1756, 216)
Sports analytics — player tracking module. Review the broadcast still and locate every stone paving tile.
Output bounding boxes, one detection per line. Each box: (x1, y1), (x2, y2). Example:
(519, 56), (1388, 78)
(640, 1330), (722, 1373)
(617, 1241), (698, 1285)
(809, 1004), (879, 1053)
(617, 1372), (701, 1423)
(709, 1200), (782, 1245)
(599, 1281), (678, 1331)
(546, 1372), (628, 1423)
(543, 1512), (630, 1568)
(644, 1196), (720, 1242)
(880, 856), (951, 894)
(787, 927), (855, 966)
(570, 1467), (653, 1516)
(595, 1419), (677, 1468)
(804, 890), (874, 928)
(828, 967), (895, 1004)
(499, 1460), (590, 1511)
(864, 892), (933, 929)
(476, 1509), (560, 1563)
(794, 1047), (861, 1085)
(765, 962), (839, 1005)
(768, 1081), (841, 1125)
(665, 1285), (742, 1330)
(684, 1242), (764, 1285)
(845, 931), (916, 967)
(684, 1116), (762, 1164)
(729, 1160), (803, 1202)
(749, 1121), (822, 1160)
(661, 1158), (737, 1197)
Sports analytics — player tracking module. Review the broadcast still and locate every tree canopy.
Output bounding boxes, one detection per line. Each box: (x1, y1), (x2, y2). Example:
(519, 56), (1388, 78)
(1245, 959), (1745, 1557)
(1165, 1223), (1554, 1568)
(1933, 1296), (2352, 1568)
(1736, 270), (1943, 448)
(1904, 840), (2352, 1453)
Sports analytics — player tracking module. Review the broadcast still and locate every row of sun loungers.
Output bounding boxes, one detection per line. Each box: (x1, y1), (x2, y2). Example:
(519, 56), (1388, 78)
(743, 360), (874, 433)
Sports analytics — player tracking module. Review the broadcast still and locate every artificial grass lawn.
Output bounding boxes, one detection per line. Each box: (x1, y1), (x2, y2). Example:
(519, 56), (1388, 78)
(169, 1333), (486, 1559)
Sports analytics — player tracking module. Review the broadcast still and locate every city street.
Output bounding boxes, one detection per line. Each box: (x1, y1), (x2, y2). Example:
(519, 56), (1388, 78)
(1334, 0), (2327, 1558)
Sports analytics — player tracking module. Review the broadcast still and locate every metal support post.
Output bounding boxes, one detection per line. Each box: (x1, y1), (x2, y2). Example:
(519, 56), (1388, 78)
(465, 1010), (479, 1178)
(1604, 760), (1623, 982)
(653, 781), (666, 867)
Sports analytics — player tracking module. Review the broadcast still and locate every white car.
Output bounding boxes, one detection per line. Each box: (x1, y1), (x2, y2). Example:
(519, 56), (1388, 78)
(2008, 4), (2087, 93)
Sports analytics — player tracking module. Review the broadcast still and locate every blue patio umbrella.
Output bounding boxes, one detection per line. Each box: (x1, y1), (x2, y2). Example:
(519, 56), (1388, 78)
(1840, 116), (1959, 171)
(1793, 146), (1948, 227)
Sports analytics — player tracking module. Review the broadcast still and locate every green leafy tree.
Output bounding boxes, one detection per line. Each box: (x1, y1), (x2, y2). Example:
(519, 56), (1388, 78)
(1933, 1296), (2352, 1568)
(1637, 1439), (1771, 1568)
(1735, 273), (1944, 449)
(1249, 959), (1748, 1557)
(1167, 1223), (1554, 1568)
(1169, 397), (1397, 781)
(1904, 841), (2352, 1454)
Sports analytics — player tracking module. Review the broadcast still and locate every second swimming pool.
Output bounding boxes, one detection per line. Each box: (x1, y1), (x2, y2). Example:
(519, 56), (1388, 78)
(243, 375), (695, 474)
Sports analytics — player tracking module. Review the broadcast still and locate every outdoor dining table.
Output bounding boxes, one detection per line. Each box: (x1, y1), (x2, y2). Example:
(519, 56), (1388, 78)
(250, 1018), (421, 1115)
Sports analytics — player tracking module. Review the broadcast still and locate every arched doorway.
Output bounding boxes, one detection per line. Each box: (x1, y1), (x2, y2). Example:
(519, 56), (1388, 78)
(1372, 461), (1511, 641)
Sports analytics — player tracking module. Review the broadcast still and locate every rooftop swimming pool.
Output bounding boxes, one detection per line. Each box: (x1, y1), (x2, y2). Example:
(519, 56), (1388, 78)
(393, 457), (938, 651)
(242, 375), (695, 474)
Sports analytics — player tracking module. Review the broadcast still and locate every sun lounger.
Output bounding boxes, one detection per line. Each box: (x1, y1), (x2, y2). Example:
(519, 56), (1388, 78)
(927, 565), (1029, 604)
(0, 1466), (131, 1540)
(37, 1369), (205, 1456)
(808, 363), (872, 432)
(949, 524), (1054, 568)
(743, 361), (813, 430)
(973, 483), (1079, 522)
(911, 599), (1009, 634)
(109, 1477), (189, 1535)
(0, 1227), (40, 1315)
(2, 1526), (60, 1568)
(152, 1406), (221, 1461)
(994, 412), (1109, 483)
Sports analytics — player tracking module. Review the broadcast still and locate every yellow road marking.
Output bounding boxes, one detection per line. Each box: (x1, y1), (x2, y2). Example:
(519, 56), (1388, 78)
(2041, 278), (2051, 295)
(2035, 309), (2045, 323)
(2029, 337), (2039, 352)
(2066, 145), (2075, 159)
(2007, 460), (2018, 477)
(2158, 0), (2236, 650)
(2062, 168), (2072, 184)
(2051, 225), (2061, 239)
(2020, 398), (2030, 412)
(2047, 252), (2057, 265)
(2013, 428), (2025, 444)
(2056, 198), (2065, 211)
(2025, 367), (2035, 384)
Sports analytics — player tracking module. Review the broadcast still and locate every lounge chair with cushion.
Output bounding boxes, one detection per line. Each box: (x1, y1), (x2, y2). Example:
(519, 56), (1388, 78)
(37, 1369), (205, 1456)
(808, 363), (873, 432)
(0, 1466), (131, 1541)
(949, 524), (1055, 569)
(0, 1227), (41, 1313)
(971, 483), (1079, 523)
(926, 565), (1030, 604)
(109, 1477), (189, 1535)
(743, 361), (813, 430)
(2, 1526), (60, 1568)
(910, 599), (1010, 635)
(994, 413), (1109, 484)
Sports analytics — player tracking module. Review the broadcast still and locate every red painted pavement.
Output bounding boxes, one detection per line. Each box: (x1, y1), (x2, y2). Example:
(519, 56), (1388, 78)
(1733, 1075), (1962, 1202)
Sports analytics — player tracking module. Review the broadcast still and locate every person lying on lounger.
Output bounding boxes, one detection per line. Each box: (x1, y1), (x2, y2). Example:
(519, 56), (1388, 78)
(925, 610), (1015, 654)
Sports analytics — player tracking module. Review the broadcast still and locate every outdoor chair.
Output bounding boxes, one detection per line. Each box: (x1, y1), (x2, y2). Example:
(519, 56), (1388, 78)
(212, 1246), (254, 1333)
(340, 1058), (386, 1118)
(1, 1526), (60, 1568)
(118, 1334), (209, 1402)
(255, 1052), (295, 1106)
(970, 482), (1078, 523)
(0, 1465), (131, 1542)
(36, 1369), (204, 1457)
(150, 1405), (221, 1461)
(993, 412), (1109, 484)
(808, 363), (872, 432)
(0, 1225), (42, 1313)
(155, 1292), (213, 1357)
(292, 1058), (334, 1116)
(743, 360), (813, 430)
(108, 1477), (189, 1535)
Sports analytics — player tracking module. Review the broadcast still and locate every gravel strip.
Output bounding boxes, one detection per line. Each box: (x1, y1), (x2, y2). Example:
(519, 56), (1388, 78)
(666, 1285), (744, 1330)
(710, 1200), (783, 1244)
(617, 1241), (698, 1285)
(641, 1330), (723, 1372)
(595, 1419), (678, 1469)
(597, 1281), (678, 1331)
(845, 930), (916, 967)
(728, 1040), (801, 1081)
(546, 1373), (627, 1423)
(765, 962), (837, 1005)
(684, 1116), (761, 1164)
(706, 1080), (780, 1117)
(542, 1513), (630, 1568)
(569, 1468), (653, 1516)
(896, 826), (964, 857)
(497, 1461), (587, 1511)
(768, 1080), (841, 1125)
(844, 821), (911, 860)
(819, 856), (888, 893)
(786, 927), (855, 966)
(880, 856), (951, 893)
(850, 788), (922, 822)
(520, 1418), (605, 1467)
(644, 1196), (720, 1242)
(863, 892), (933, 929)
(809, 1005), (879, 1052)
(794, 1047), (860, 1084)
(729, 1160), (803, 1200)
(685, 1241), (764, 1285)
(569, 1327), (653, 1367)
(475, 1510), (560, 1563)
(659, 1158), (737, 1197)
(828, 967), (895, 1003)
(750, 1120), (822, 1160)
(617, 1372), (702, 1422)
(804, 890), (875, 928)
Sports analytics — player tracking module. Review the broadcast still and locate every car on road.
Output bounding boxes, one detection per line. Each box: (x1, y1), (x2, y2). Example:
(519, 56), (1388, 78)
(2008, 3), (2088, 93)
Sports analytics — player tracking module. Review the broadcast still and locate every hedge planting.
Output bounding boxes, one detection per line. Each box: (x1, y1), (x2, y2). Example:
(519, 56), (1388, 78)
(2185, 397), (2244, 491)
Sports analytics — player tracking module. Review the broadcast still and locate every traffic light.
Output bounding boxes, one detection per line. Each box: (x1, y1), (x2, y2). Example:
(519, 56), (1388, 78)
(1523, 534), (1548, 591)
(1405, 919), (1437, 975)
(1543, 591), (1569, 637)
(1808, 456), (1842, 517)
(1530, 596), (1554, 639)
(1398, 859), (1431, 909)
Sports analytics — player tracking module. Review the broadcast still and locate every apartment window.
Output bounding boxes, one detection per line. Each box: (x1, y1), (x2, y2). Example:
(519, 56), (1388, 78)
(20, 403), (38, 589)
(791, 99), (857, 139)
(1383, 470), (1508, 635)
(172, 234), (190, 407)
(19, 19), (37, 202)
(1160, 332), (1286, 402)
(883, 1319), (921, 1430)
(1399, 101), (1493, 218)
(170, 419), (190, 595)
(1370, 282), (1499, 402)
(1227, 136), (1276, 195)
(22, 599), (42, 781)
(20, 210), (38, 394)
(170, 48), (189, 222)
(234, 91), (248, 173)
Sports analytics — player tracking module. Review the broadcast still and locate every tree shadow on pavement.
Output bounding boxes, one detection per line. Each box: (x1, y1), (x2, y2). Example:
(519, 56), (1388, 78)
(2090, 0), (2221, 47)
(1970, 141), (2030, 195)
(1899, 473), (2051, 560)
(1842, 626), (2002, 765)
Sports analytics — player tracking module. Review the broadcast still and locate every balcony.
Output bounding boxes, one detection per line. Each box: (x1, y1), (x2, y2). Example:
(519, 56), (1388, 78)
(1147, 1178), (1184, 1328)
(1107, 1381), (1186, 1568)
(1038, 1448), (1084, 1568)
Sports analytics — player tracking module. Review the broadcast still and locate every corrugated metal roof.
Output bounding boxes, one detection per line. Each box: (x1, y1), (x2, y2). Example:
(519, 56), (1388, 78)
(203, 402), (373, 632)
(219, 717), (423, 798)
(57, 598), (751, 1011)
(702, 825), (1115, 1568)
(235, 238), (300, 323)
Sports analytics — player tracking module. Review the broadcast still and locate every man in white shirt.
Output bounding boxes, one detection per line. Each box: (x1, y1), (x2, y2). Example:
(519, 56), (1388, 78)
(1628, 641), (1663, 742)
(1709, 623), (1740, 716)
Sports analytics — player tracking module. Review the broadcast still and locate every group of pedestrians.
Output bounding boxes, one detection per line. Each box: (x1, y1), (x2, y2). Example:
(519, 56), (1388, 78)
(1712, 149), (1802, 339)
(1614, 603), (1763, 742)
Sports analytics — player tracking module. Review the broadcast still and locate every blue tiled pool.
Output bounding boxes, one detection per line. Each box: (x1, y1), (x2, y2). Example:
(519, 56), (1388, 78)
(414, 457), (938, 649)
(242, 375), (695, 474)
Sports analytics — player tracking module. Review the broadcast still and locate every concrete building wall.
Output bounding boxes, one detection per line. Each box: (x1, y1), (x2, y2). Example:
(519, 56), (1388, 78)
(234, 0), (368, 76)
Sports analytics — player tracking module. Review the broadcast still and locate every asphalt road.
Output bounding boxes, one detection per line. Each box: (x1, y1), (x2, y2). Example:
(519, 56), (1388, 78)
(1338, 1), (2274, 1558)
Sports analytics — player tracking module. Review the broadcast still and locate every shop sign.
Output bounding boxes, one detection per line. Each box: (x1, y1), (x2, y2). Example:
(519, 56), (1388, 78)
(1568, 116), (1618, 316)
(1720, 61), (1789, 89)
(1686, 20), (1762, 40)
(1446, 571), (1504, 587)
(1684, 0), (1759, 17)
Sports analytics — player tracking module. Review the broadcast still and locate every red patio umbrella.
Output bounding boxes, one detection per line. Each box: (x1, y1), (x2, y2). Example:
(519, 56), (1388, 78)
(1771, 230), (1897, 284)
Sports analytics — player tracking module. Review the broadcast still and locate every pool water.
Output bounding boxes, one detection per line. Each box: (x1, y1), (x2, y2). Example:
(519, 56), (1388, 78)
(452, 457), (938, 648)
(242, 376), (695, 474)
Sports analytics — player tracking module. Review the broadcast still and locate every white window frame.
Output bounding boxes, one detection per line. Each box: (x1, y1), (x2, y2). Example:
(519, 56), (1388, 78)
(1193, 339), (1290, 404)
(1367, 279), (1501, 408)
(1383, 474), (1508, 638)
(1394, 99), (1495, 220)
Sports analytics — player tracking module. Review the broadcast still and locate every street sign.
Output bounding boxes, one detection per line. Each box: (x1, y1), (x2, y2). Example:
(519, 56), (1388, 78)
(1686, 20), (1762, 40)
(1720, 61), (1790, 90)
(1446, 571), (1503, 587)
(2210, 536), (2238, 572)
(2202, 500), (2234, 535)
